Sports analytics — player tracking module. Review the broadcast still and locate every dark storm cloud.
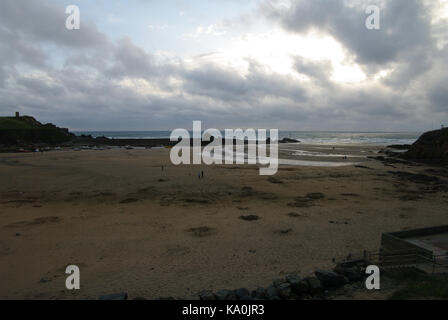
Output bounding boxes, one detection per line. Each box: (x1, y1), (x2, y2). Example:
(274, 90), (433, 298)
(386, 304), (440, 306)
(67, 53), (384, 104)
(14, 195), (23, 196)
(103, 37), (159, 79)
(260, 0), (448, 127)
(16, 76), (66, 97)
(262, 0), (448, 100)
(0, 0), (108, 87)
(181, 60), (307, 103)
(0, 0), (446, 131)
(0, 0), (108, 49)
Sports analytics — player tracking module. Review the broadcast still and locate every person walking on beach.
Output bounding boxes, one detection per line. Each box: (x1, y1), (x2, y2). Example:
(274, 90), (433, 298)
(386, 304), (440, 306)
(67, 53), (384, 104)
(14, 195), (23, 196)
(201, 170), (204, 179)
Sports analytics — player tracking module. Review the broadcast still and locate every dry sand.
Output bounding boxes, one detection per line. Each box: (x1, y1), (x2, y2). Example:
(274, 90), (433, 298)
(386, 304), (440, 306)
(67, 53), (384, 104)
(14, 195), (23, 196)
(0, 144), (447, 299)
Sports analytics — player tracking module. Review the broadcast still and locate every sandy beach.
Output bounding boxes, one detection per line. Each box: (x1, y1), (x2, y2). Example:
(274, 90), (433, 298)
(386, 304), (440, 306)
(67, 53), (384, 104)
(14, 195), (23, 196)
(1, 144), (447, 299)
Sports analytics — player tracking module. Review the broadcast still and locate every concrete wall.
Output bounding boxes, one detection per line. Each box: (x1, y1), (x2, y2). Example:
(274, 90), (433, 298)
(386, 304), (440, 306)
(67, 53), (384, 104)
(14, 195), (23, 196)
(388, 225), (448, 239)
(380, 233), (434, 265)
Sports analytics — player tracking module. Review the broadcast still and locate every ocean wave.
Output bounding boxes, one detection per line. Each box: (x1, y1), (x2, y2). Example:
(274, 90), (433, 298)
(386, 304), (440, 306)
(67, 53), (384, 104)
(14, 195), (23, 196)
(74, 131), (420, 146)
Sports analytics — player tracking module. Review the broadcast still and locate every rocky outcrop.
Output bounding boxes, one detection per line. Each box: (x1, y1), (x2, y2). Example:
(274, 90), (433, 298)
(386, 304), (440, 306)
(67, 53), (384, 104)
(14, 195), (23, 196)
(0, 115), (74, 146)
(97, 258), (368, 300)
(403, 128), (448, 165)
(98, 292), (128, 300)
(387, 144), (411, 150)
(140, 261), (366, 301)
(315, 270), (347, 288)
(279, 137), (300, 144)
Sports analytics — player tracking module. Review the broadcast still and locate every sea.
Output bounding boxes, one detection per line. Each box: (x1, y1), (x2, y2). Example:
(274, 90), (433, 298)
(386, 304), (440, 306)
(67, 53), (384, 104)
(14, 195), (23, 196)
(73, 131), (420, 146)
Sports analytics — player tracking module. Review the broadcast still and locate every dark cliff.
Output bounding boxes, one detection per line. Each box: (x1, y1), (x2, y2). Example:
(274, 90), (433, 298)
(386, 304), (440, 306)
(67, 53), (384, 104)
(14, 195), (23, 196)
(0, 116), (74, 146)
(403, 128), (448, 165)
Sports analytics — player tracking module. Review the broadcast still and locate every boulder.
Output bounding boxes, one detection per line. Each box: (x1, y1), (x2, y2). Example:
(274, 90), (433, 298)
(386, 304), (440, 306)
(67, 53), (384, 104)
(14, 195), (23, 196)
(277, 283), (292, 300)
(198, 290), (216, 300)
(293, 280), (309, 295)
(98, 292), (128, 300)
(215, 289), (236, 301)
(334, 265), (363, 282)
(315, 270), (348, 288)
(235, 288), (251, 300)
(285, 275), (308, 295)
(266, 285), (280, 300)
(305, 277), (322, 295)
(286, 274), (302, 283)
(273, 278), (288, 288)
(252, 287), (268, 300)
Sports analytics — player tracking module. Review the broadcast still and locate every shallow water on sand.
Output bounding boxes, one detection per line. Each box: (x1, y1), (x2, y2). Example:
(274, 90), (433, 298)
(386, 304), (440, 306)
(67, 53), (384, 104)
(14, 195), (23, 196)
(198, 145), (360, 167)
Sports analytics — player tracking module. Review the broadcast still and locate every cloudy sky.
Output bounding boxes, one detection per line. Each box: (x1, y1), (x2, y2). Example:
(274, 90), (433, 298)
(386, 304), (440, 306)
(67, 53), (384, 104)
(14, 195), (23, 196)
(0, 0), (447, 131)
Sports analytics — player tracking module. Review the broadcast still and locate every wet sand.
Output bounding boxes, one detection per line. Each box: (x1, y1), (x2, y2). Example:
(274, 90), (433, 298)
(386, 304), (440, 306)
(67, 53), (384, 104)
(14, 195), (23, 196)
(0, 144), (447, 299)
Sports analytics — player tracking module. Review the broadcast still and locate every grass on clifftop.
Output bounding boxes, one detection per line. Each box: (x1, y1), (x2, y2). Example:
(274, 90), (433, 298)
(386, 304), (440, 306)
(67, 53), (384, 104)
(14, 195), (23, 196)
(0, 117), (42, 130)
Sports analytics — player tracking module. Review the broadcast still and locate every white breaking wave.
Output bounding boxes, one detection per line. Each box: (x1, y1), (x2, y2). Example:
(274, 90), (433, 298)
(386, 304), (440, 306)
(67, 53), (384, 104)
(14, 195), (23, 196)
(282, 149), (366, 158)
